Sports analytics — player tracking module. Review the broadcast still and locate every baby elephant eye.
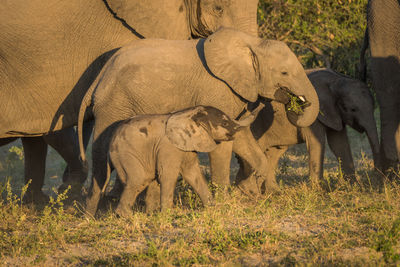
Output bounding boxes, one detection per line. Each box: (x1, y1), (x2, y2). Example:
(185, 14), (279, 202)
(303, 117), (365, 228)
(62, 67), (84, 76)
(222, 121), (229, 127)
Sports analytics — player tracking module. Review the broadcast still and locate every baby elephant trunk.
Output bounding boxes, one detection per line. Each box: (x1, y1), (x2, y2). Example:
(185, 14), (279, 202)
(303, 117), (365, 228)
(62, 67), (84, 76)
(365, 122), (382, 171)
(234, 102), (265, 127)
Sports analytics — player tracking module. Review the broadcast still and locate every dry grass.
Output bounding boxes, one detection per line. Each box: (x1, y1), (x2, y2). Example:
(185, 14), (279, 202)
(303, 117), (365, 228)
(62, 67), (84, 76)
(0, 125), (399, 266)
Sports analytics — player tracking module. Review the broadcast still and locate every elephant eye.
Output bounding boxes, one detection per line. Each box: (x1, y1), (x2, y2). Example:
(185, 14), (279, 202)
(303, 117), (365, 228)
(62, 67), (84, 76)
(351, 108), (357, 112)
(214, 5), (223, 14)
(281, 71), (288, 76)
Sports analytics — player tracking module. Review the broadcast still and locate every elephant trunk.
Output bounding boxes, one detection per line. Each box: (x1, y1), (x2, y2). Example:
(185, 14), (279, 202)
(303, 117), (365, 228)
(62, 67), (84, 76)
(230, 0), (258, 37)
(365, 120), (382, 171)
(283, 78), (320, 128)
(233, 102), (265, 127)
(233, 17), (258, 37)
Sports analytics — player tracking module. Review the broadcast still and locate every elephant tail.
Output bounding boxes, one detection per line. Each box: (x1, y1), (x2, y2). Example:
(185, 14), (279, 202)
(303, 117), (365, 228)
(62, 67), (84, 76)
(101, 155), (112, 195)
(78, 74), (100, 164)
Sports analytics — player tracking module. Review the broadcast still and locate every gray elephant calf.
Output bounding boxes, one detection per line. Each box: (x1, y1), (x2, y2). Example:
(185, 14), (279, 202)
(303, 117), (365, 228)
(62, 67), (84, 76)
(237, 68), (379, 184)
(103, 105), (260, 217)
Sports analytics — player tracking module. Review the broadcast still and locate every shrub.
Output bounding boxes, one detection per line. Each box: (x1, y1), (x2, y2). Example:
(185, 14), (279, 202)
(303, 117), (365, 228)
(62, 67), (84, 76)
(258, 0), (368, 76)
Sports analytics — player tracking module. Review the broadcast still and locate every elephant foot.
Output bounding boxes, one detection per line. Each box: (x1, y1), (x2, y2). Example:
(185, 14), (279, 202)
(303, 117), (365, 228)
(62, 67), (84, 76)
(23, 189), (49, 205)
(263, 179), (280, 194)
(62, 166), (88, 186)
(145, 182), (161, 213)
(382, 160), (400, 181)
(115, 205), (132, 218)
(58, 182), (84, 204)
(237, 173), (261, 198)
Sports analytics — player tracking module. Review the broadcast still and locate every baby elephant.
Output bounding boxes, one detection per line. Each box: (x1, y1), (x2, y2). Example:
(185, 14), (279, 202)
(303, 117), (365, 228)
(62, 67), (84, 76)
(104, 105), (260, 217)
(237, 68), (380, 184)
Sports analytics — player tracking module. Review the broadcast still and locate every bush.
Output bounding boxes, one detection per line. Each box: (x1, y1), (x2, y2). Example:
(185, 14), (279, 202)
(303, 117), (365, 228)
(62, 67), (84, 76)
(258, 0), (368, 76)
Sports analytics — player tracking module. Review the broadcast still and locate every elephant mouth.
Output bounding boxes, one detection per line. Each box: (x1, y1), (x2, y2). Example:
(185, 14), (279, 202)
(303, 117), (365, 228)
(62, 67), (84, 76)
(273, 86), (310, 115)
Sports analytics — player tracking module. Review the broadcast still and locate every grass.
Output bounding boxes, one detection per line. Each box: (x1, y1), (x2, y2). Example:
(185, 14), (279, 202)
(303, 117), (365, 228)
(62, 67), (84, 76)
(0, 127), (399, 266)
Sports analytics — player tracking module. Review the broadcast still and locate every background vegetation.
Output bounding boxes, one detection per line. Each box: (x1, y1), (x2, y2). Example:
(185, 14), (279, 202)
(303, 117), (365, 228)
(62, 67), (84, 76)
(258, 0), (367, 76)
(2, 0), (399, 265)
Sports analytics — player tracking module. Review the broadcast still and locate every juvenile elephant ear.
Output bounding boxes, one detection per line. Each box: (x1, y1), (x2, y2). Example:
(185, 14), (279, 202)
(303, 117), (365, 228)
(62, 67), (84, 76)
(166, 107), (218, 152)
(203, 28), (260, 102)
(316, 81), (343, 131)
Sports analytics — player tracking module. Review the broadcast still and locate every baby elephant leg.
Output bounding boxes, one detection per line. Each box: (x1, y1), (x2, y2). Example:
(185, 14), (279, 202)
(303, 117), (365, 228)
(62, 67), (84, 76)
(180, 152), (213, 206)
(144, 181), (161, 213)
(114, 156), (154, 217)
(157, 156), (182, 212)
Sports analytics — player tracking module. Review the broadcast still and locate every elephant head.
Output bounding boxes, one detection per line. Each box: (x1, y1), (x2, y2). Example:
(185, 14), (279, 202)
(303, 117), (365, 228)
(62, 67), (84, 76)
(104, 0), (258, 39)
(310, 71), (381, 168)
(166, 105), (262, 152)
(203, 28), (320, 128)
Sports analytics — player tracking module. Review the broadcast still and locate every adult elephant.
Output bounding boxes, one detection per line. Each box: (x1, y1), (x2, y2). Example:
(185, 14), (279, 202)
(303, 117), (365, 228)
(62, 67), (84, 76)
(359, 0), (400, 175)
(0, 0), (259, 201)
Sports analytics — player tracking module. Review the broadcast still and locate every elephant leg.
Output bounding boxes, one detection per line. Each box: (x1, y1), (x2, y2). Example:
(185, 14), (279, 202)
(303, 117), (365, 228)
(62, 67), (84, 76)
(115, 158), (153, 217)
(107, 175), (124, 198)
(264, 146), (288, 183)
(85, 135), (109, 216)
(232, 127), (279, 195)
(235, 155), (252, 185)
(302, 123), (326, 184)
(144, 181), (161, 213)
(326, 127), (355, 180)
(379, 103), (400, 176)
(208, 141), (233, 186)
(21, 137), (49, 203)
(158, 157), (181, 211)
(180, 152), (213, 206)
(43, 128), (88, 199)
(235, 146), (286, 192)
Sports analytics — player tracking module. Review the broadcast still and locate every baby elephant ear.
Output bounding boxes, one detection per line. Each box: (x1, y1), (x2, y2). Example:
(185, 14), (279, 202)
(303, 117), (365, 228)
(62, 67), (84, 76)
(166, 107), (218, 152)
(316, 80), (343, 131)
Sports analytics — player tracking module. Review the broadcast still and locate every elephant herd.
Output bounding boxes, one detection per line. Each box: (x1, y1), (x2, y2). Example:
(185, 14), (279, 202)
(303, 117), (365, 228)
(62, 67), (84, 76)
(0, 0), (398, 217)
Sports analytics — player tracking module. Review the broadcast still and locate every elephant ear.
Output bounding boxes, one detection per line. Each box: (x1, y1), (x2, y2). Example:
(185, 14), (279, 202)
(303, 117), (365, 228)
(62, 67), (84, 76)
(203, 28), (260, 102)
(165, 107), (217, 152)
(316, 81), (343, 131)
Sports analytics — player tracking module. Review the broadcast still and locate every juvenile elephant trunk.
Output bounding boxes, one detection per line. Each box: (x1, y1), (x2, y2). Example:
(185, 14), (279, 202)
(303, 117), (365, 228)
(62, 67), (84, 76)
(365, 122), (382, 171)
(285, 79), (320, 128)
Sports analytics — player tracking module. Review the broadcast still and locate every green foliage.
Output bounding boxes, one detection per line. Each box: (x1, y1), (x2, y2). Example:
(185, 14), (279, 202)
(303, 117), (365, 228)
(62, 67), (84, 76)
(8, 146), (24, 161)
(0, 181), (72, 261)
(258, 0), (368, 76)
(286, 93), (307, 115)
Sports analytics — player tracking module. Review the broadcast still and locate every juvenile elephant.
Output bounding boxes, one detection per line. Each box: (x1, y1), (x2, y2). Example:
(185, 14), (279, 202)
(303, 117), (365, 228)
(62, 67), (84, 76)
(101, 105), (261, 217)
(237, 68), (380, 184)
(78, 28), (320, 215)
